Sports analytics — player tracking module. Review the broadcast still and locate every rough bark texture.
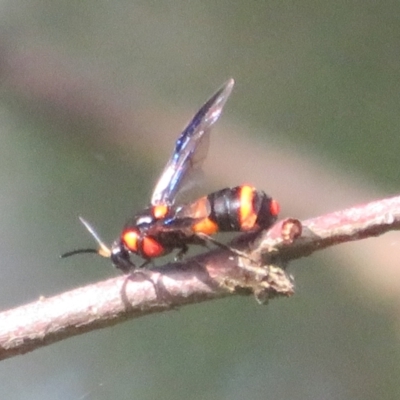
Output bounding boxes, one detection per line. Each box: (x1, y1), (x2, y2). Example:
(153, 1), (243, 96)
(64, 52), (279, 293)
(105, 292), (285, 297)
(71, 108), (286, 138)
(1, 195), (400, 361)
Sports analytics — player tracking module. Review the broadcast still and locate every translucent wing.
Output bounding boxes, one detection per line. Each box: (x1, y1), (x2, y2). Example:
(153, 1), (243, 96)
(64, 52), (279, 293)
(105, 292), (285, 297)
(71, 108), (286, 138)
(146, 199), (212, 237)
(173, 196), (211, 220)
(151, 78), (234, 206)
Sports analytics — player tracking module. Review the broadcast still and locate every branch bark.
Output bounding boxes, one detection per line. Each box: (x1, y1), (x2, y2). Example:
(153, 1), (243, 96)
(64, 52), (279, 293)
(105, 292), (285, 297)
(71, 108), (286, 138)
(1, 195), (400, 361)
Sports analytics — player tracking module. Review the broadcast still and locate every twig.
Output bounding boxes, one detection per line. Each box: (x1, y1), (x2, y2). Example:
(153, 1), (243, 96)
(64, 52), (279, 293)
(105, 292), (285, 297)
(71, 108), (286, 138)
(0, 247), (293, 362)
(0, 195), (400, 361)
(257, 194), (400, 261)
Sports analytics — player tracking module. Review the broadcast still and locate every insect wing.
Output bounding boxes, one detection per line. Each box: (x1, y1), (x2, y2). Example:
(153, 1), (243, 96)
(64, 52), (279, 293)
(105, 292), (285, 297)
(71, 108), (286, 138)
(151, 78), (234, 206)
(173, 196), (211, 220)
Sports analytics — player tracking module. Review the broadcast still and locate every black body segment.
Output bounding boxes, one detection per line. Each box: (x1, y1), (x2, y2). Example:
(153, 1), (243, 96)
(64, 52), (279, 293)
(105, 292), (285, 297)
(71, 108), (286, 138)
(206, 186), (278, 232)
(62, 79), (280, 273)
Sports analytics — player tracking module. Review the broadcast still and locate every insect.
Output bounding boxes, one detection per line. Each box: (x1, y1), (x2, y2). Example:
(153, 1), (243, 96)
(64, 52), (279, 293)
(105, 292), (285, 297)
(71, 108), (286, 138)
(62, 79), (280, 273)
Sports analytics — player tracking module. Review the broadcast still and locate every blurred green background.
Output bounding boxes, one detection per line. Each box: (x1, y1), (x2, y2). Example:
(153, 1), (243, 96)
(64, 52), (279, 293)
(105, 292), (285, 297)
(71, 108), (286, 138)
(0, 1), (400, 399)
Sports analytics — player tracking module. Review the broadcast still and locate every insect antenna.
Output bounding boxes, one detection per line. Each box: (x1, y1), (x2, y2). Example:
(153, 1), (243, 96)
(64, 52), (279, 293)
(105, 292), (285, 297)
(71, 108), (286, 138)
(60, 248), (99, 258)
(60, 216), (112, 259)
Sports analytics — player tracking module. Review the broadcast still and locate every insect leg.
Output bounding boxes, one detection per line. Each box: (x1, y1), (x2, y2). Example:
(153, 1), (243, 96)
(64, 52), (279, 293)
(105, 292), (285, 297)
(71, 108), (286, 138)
(174, 244), (189, 261)
(195, 232), (255, 262)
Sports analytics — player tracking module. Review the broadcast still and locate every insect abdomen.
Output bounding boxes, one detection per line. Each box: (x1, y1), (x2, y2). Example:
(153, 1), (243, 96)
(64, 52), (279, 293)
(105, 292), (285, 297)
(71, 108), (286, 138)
(207, 185), (279, 232)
